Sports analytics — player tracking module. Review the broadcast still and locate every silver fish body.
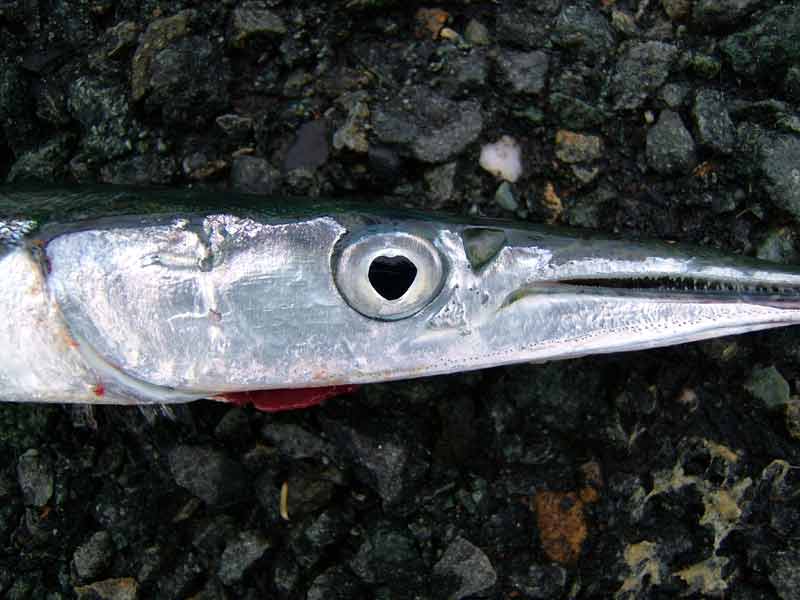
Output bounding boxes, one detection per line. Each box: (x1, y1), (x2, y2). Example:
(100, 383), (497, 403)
(3, 185), (800, 405)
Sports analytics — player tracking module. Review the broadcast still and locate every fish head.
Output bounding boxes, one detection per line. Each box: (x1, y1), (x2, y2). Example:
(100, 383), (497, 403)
(44, 209), (800, 397)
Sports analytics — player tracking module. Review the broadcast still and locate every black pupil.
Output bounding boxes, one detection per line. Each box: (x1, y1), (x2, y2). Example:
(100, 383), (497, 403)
(368, 255), (417, 300)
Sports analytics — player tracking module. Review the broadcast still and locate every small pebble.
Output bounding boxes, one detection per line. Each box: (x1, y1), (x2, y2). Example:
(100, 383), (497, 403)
(479, 136), (522, 183)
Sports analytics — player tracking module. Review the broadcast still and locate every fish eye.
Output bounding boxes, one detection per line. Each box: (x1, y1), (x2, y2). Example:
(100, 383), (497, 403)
(334, 231), (445, 320)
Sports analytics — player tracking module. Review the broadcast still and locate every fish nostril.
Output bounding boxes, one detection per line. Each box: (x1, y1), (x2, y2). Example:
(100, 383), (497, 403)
(368, 255), (417, 300)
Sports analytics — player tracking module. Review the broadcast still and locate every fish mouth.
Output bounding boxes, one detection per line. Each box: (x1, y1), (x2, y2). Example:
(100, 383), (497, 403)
(503, 274), (800, 310)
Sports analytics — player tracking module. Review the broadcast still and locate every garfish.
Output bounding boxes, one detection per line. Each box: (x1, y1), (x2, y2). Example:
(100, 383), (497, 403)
(2, 185), (800, 411)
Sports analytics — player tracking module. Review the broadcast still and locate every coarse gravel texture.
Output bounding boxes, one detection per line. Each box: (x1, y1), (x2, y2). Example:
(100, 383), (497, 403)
(3, 1), (800, 598)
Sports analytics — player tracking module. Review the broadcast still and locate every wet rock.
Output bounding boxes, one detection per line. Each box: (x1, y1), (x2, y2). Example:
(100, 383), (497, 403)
(285, 463), (341, 518)
(549, 93), (605, 129)
(372, 86), (482, 164)
(131, 10), (194, 102)
(424, 162), (457, 205)
(230, 155), (280, 194)
(284, 120), (329, 170)
(307, 566), (362, 600)
(611, 42), (679, 110)
(217, 530), (271, 585)
(0, 61), (38, 154)
(692, 90), (736, 154)
(552, 4), (615, 59)
(34, 75), (70, 126)
(74, 578), (138, 600)
(229, 1), (286, 48)
(168, 445), (248, 506)
(555, 130), (603, 163)
(786, 67), (800, 103)
(99, 153), (177, 185)
(756, 228), (799, 264)
(368, 146), (402, 182)
(68, 77), (134, 161)
(693, 0), (763, 27)
(262, 423), (334, 459)
(289, 509), (353, 568)
(443, 51), (489, 95)
(16, 449), (53, 507)
(213, 408), (252, 444)
(321, 416), (429, 507)
(495, 182), (519, 212)
(662, 0), (691, 21)
(496, 3), (557, 49)
(73, 531), (114, 582)
(496, 50), (549, 96)
(768, 549), (800, 600)
(744, 366), (790, 410)
(156, 552), (205, 598)
(215, 114), (254, 138)
(464, 19), (490, 46)
(432, 537), (497, 600)
(508, 563), (568, 599)
(721, 6), (800, 79)
(646, 110), (697, 175)
(333, 93), (370, 154)
(145, 36), (231, 126)
(350, 521), (423, 585)
(660, 83), (689, 109)
(6, 134), (72, 182)
(759, 134), (800, 219)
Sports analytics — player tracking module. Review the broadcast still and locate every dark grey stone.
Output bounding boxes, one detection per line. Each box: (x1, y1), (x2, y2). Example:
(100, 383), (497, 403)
(761, 134), (800, 219)
(146, 36), (231, 126)
(68, 77), (134, 160)
(307, 566), (362, 600)
(745, 366), (791, 410)
(349, 522), (422, 585)
(693, 0), (765, 28)
(692, 89), (736, 154)
(215, 114), (254, 138)
(432, 537), (497, 600)
(217, 530), (271, 585)
(646, 110), (697, 175)
(261, 423), (335, 460)
(284, 120), (330, 171)
(552, 3), (615, 59)
(496, 2), (560, 48)
(496, 50), (550, 96)
(6, 134), (72, 183)
(611, 42), (679, 110)
(99, 153), (177, 185)
(368, 146), (402, 181)
(424, 162), (457, 206)
(372, 87), (482, 164)
(16, 449), (53, 507)
(168, 445), (249, 506)
(508, 564), (568, 599)
(769, 549), (800, 600)
(321, 416), (429, 506)
(756, 228), (799, 264)
(548, 93), (605, 129)
(229, 1), (286, 48)
(230, 155), (280, 194)
(72, 531), (114, 582)
(721, 6), (800, 79)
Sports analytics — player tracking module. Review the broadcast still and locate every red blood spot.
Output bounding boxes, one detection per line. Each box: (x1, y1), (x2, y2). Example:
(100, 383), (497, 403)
(217, 385), (358, 412)
(92, 383), (105, 397)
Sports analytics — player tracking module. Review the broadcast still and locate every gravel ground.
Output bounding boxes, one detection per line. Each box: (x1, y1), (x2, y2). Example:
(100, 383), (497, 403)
(3, 1), (800, 598)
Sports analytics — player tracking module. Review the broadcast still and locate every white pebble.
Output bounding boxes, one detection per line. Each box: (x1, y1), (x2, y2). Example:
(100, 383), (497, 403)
(479, 136), (522, 183)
